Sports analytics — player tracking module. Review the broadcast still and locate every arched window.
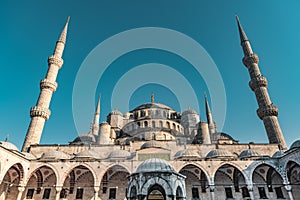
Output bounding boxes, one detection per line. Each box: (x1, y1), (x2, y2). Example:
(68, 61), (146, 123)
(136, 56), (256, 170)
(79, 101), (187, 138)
(167, 122), (170, 129)
(137, 122), (141, 128)
(159, 121), (163, 127)
(144, 121), (148, 127)
(173, 123), (176, 129)
(152, 121), (156, 128)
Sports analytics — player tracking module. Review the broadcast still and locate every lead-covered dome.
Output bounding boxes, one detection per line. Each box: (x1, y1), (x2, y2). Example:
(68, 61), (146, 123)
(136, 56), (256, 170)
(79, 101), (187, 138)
(239, 149), (261, 159)
(40, 149), (70, 160)
(272, 150), (285, 158)
(174, 149), (200, 160)
(141, 140), (161, 149)
(132, 103), (172, 111)
(0, 141), (19, 151)
(74, 149), (100, 159)
(182, 108), (198, 115)
(136, 158), (174, 173)
(206, 149), (237, 159)
(290, 140), (300, 149)
(107, 149), (131, 159)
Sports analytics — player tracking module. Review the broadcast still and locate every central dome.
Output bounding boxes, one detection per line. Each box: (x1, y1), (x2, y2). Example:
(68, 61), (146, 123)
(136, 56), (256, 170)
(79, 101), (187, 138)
(132, 103), (173, 111)
(136, 158), (174, 173)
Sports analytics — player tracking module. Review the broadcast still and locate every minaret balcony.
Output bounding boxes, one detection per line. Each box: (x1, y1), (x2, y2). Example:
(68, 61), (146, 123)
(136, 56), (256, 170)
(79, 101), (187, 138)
(249, 75), (268, 91)
(48, 55), (63, 68)
(257, 104), (279, 119)
(242, 53), (259, 68)
(40, 79), (58, 92)
(30, 106), (51, 120)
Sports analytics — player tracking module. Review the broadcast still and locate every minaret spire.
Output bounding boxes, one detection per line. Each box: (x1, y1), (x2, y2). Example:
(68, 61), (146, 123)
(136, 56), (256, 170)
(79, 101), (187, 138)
(204, 92), (216, 134)
(236, 16), (287, 149)
(22, 17), (70, 152)
(91, 96), (101, 135)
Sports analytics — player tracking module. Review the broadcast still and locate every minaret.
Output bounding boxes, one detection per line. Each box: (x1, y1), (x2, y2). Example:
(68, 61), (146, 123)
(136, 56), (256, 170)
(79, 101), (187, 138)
(22, 17), (70, 152)
(91, 96), (101, 135)
(236, 16), (287, 149)
(205, 93), (216, 134)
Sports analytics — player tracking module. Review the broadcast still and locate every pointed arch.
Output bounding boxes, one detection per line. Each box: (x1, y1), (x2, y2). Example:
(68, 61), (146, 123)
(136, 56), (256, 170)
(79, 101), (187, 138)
(0, 163), (24, 200)
(99, 164), (130, 200)
(286, 161), (300, 199)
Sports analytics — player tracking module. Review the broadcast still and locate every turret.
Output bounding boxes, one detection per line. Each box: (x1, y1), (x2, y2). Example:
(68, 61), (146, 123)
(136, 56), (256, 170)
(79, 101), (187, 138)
(236, 16), (286, 149)
(22, 17), (70, 152)
(98, 122), (114, 145)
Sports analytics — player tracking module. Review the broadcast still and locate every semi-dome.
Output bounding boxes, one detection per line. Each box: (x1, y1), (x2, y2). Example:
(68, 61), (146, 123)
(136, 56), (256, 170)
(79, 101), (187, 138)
(272, 150), (285, 158)
(140, 140), (161, 150)
(174, 149), (201, 160)
(206, 149), (237, 159)
(40, 149), (70, 160)
(136, 158), (174, 173)
(75, 149), (100, 159)
(132, 103), (172, 111)
(0, 141), (19, 151)
(107, 149), (131, 159)
(239, 149), (261, 159)
(290, 140), (300, 149)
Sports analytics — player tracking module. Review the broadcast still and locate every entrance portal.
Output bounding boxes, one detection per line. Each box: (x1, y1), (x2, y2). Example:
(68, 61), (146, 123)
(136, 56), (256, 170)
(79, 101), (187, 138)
(147, 184), (165, 200)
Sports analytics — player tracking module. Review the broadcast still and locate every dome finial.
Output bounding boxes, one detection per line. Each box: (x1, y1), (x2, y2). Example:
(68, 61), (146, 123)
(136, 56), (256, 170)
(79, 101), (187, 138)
(151, 91), (154, 104)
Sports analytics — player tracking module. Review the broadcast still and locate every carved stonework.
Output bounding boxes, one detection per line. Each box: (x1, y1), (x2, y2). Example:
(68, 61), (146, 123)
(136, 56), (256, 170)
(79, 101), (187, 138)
(30, 106), (51, 120)
(249, 75), (268, 91)
(257, 104), (279, 119)
(48, 55), (63, 69)
(242, 53), (259, 68)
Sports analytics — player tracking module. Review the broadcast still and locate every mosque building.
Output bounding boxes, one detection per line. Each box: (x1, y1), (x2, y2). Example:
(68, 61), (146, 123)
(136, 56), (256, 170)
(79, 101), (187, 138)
(0, 16), (300, 200)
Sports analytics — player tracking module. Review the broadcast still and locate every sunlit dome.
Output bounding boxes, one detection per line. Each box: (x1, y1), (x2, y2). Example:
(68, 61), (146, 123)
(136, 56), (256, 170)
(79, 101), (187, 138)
(107, 149), (131, 159)
(140, 140), (161, 150)
(239, 149), (261, 159)
(40, 149), (70, 160)
(75, 149), (100, 159)
(132, 103), (172, 111)
(174, 149), (200, 160)
(206, 149), (237, 159)
(0, 141), (19, 151)
(136, 158), (174, 173)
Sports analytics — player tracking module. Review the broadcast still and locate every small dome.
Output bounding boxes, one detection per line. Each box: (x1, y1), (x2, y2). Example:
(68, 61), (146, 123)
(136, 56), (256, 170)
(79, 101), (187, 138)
(174, 149), (200, 160)
(206, 149), (236, 159)
(107, 149), (131, 159)
(182, 109), (198, 115)
(40, 150), (70, 160)
(109, 109), (123, 116)
(272, 150), (285, 158)
(0, 141), (19, 151)
(239, 149), (261, 159)
(75, 149), (100, 159)
(141, 140), (161, 149)
(136, 158), (174, 173)
(290, 140), (300, 149)
(71, 133), (96, 144)
(22, 152), (37, 160)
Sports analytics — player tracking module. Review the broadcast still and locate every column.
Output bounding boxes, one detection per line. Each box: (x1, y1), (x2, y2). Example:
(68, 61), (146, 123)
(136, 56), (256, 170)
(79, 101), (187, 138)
(55, 186), (62, 200)
(209, 185), (215, 200)
(247, 184), (255, 200)
(94, 186), (100, 200)
(285, 184), (294, 200)
(16, 186), (25, 200)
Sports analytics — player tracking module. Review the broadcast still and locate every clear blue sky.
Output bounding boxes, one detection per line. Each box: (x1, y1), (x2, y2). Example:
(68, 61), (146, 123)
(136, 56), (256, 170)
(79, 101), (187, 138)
(0, 1), (299, 149)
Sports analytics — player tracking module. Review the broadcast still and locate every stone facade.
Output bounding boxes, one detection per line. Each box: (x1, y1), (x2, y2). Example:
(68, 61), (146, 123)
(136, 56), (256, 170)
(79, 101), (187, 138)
(0, 17), (299, 200)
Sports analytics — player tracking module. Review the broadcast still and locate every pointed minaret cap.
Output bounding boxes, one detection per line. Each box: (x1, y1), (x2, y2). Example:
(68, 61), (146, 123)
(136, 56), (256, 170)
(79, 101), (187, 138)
(236, 16), (249, 44)
(58, 16), (70, 44)
(96, 95), (101, 114)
